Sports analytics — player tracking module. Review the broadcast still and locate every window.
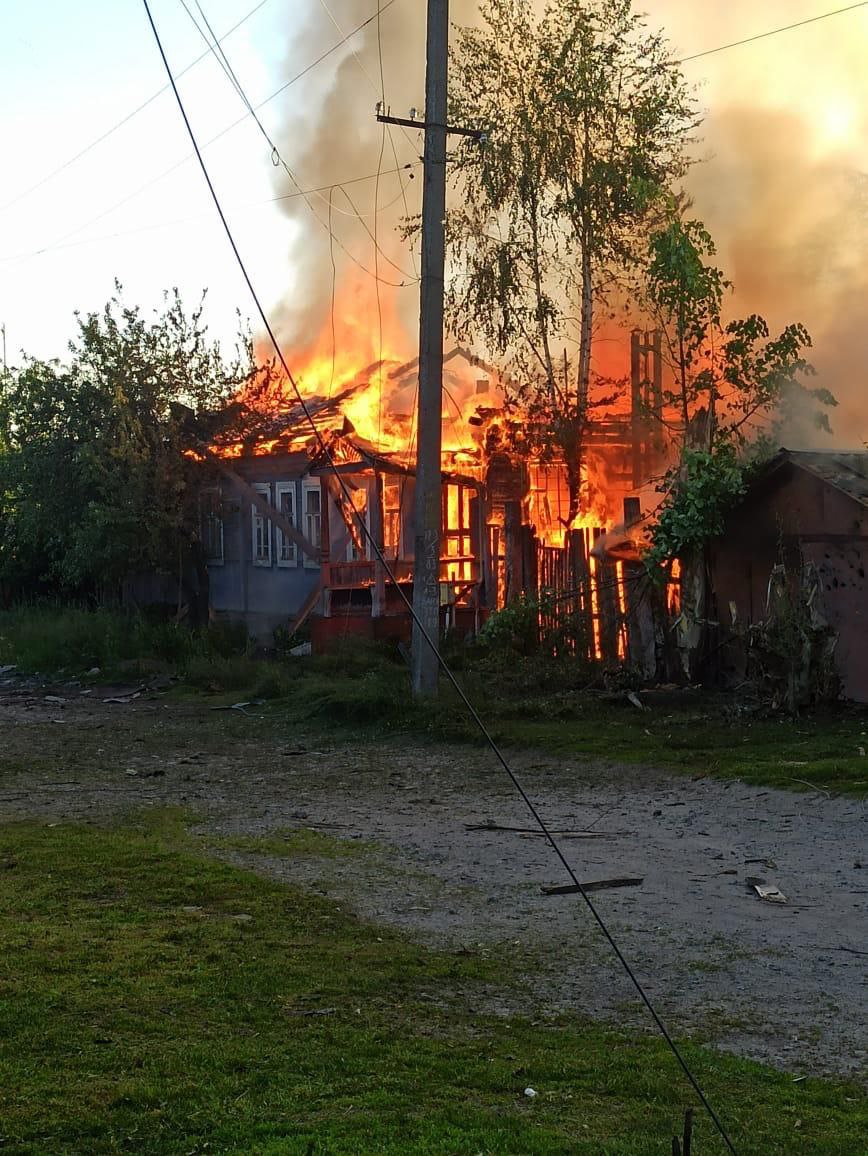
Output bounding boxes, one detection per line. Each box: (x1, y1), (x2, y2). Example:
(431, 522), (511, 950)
(343, 484), (369, 562)
(200, 487), (224, 564)
(302, 481), (321, 568)
(251, 483), (272, 566)
(275, 482), (297, 567)
(383, 476), (403, 559)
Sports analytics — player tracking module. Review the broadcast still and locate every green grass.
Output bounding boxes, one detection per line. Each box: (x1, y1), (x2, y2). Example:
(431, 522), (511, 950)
(240, 650), (868, 796)
(2, 603), (867, 795)
(0, 605), (249, 678)
(217, 825), (376, 859)
(0, 814), (865, 1154)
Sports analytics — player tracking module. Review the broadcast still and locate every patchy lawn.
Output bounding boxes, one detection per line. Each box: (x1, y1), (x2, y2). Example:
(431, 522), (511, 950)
(1, 814), (866, 1155)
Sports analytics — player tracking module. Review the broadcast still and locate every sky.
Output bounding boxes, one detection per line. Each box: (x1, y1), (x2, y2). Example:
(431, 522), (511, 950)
(2, 0), (868, 442)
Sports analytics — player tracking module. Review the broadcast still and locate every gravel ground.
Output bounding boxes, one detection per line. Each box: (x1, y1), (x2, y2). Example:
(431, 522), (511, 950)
(1, 682), (866, 1080)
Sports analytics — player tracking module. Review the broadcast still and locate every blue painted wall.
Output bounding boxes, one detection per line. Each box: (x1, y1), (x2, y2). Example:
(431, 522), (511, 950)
(208, 453), (322, 643)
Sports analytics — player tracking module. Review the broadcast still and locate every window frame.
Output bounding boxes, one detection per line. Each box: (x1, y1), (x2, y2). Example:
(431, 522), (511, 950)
(301, 480), (322, 569)
(274, 481), (297, 568)
(251, 482), (272, 567)
(200, 486), (224, 566)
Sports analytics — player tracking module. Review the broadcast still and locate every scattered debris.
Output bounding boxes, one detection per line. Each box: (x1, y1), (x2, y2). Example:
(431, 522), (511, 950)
(210, 701), (264, 716)
(787, 778), (832, 798)
(103, 692), (142, 705)
(541, 876), (644, 896)
(523, 1087), (538, 1098)
(626, 690), (649, 711)
(230, 913), (253, 924)
(745, 857), (777, 869)
(753, 883), (788, 904)
(289, 642), (312, 657)
(44, 695), (66, 705)
(286, 1006), (336, 1017)
(0, 664), (16, 675)
(465, 822), (621, 839)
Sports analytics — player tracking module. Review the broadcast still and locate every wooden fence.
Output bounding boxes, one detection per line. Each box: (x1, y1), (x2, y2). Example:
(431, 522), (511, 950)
(528, 529), (669, 674)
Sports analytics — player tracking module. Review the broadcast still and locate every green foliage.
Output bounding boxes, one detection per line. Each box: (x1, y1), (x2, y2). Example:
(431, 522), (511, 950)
(722, 314), (835, 437)
(478, 596), (543, 654)
(646, 443), (750, 574)
(645, 209), (832, 444)
(442, 0), (697, 521)
(0, 285), (252, 601)
(0, 605), (250, 676)
(747, 559), (841, 715)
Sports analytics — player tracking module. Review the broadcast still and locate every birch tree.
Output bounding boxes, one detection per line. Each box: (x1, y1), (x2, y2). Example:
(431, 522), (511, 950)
(445, 0), (697, 523)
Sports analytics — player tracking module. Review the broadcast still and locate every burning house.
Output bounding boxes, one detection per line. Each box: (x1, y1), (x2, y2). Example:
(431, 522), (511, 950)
(201, 347), (496, 646)
(199, 331), (672, 661)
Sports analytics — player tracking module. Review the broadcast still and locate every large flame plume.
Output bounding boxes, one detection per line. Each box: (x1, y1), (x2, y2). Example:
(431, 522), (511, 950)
(242, 0), (868, 544)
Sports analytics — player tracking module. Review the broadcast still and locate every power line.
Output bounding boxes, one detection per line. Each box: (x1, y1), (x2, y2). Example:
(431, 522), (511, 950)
(24, 0), (406, 266)
(679, 0), (868, 62)
(0, 163), (420, 265)
(0, 0), (274, 215)
(176, 0), (419, 285)
(140, 4), (739, 1152)
(316, 0), (421, 276)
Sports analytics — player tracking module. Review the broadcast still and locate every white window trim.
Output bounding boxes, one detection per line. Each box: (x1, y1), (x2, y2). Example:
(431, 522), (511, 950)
(251, 482), (272, 567)
(302, 479), (322, 569)
(275, 481), (297, 568)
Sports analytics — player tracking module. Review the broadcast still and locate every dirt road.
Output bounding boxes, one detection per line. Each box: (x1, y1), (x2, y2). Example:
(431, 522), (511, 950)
(1, 682), (865, 1079)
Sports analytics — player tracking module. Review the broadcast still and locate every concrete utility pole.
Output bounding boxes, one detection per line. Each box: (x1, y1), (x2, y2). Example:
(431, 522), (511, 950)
(378, 2), (479, 696)
(410, 0), (448, 697)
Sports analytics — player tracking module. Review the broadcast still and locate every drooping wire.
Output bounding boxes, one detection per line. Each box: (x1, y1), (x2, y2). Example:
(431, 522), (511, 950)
(33, 1), (413, 290)
(0, 163), (420, 265)
(317, 0), (421, 278)
(140, 5), (739, 1152)
(0, 0), (274, 215)
(177, 0), (419, 287)
(678, 0), (868, 62)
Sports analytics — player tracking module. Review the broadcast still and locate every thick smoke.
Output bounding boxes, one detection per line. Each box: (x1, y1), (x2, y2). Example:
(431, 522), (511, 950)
(270, 2), (478, 351)
(270, 1), (868, 444)
(654, 0), (868, 446)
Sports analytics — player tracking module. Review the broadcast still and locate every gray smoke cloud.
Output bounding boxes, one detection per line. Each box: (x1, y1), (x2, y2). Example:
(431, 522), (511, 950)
(654, 0), (868, 446)
(267, 1), (868, 444)
(269, 2), (473, 352)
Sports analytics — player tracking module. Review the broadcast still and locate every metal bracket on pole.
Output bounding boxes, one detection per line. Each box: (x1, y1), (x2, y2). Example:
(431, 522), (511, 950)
(376, 112), (484, 141)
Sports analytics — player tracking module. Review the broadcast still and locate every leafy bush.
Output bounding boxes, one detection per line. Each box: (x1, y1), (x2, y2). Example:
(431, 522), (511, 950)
(477, 597), (542, 654)
(647, 442), (750, 574)
(0, 605), (251, 675)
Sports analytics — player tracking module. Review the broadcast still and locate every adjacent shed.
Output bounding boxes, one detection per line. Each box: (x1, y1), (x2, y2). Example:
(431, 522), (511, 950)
(709, 449), (868, 702)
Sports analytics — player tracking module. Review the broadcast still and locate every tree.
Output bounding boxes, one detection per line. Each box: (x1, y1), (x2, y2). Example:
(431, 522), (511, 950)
(642, 211), (835, 676)
(644, 209), (833, 452)
(0, 286), (253, 610)
(443, 0), (697, 523)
